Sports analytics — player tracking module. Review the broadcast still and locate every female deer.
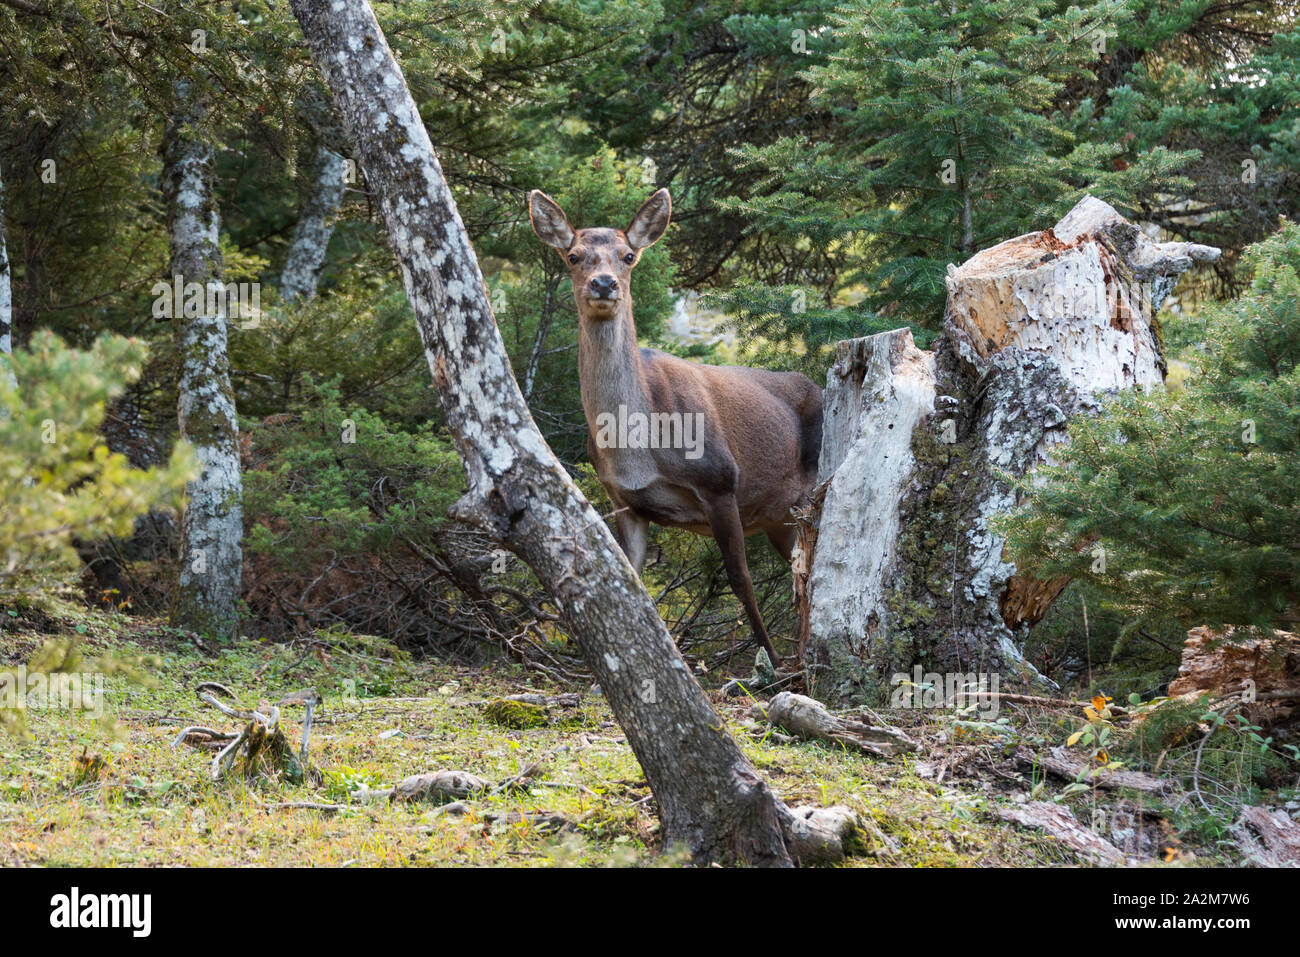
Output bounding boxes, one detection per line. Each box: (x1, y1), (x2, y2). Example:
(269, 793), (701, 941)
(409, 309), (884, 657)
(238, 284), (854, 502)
(529, 188), (822, 663)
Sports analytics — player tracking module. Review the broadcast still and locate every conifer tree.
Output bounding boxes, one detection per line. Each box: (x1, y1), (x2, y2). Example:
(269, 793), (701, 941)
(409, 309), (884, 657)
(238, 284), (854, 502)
(1003, 222), (1300, 633)
(715, 0), (1196, 365)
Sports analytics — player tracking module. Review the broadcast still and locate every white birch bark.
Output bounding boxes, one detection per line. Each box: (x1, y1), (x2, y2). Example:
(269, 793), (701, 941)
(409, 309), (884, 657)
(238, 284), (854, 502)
(803, 197), (1221, 706)
(287, 0), (850, 866)
(280, 144), (346, 303)
(0, 162), (15, 391)
(163, 83), (243, 639)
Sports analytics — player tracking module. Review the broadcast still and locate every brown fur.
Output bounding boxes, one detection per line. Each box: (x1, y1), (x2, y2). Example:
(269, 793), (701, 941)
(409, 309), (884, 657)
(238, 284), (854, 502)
(529, 188), (822, 661)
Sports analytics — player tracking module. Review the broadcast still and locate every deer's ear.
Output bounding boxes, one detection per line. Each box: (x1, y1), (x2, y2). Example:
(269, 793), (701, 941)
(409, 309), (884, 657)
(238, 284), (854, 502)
(626, 188), (671, 250)
(529, 190), (575, 250)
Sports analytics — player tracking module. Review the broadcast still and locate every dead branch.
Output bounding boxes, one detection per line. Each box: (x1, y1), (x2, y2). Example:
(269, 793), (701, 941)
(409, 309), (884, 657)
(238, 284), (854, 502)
(758, 692), (916, 757)
(173, 683), (320, 785)
(170, 726), (238, 749)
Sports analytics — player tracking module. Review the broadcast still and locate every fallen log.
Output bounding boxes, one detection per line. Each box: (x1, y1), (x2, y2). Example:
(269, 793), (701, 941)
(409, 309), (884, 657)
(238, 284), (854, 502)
(391, 769), (490, 804)
(1236, 806), (1300, 867)
(994, 800), (1124, 865)
(782, 805), (862, 865)
(1016, 746), (1174, 794)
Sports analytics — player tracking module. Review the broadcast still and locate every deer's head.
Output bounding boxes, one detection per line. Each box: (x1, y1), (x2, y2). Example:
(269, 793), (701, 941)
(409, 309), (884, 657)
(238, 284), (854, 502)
(529, 188), (671, 322)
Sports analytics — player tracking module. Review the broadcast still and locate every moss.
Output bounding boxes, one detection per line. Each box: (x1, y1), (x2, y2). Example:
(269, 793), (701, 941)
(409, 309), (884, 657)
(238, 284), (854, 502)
(880, 367), (980, 672)
(484, 698), (548, 730)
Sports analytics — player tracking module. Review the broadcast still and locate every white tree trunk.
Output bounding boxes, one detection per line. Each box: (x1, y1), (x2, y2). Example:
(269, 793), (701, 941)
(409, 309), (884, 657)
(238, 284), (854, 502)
(280, 143), (346, 303)
(163, 83), (243, 639)
(0, 162), (15, 391)
(287, 0), (855, 866)
(802, 197), (1220, 706)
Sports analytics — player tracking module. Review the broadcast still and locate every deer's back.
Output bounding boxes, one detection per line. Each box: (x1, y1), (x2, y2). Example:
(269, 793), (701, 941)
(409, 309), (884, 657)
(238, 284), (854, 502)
(628, 349), (822, 525)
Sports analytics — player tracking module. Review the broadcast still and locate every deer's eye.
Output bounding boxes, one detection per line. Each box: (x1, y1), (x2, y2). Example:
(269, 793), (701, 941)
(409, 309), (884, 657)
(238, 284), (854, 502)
(568, 253), (579, 264)
(623, 252), (636, 264)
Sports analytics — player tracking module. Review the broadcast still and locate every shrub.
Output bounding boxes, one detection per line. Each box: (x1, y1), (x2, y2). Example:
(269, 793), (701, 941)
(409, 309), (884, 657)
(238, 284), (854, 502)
(1002, 223), (1300, 635)
(0, 332), (192, 605)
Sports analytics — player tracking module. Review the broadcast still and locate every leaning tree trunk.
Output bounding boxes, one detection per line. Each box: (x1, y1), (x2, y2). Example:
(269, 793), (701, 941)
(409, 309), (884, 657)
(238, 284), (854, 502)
(162, 83), (243, 639)
(799, 198), (1221, 706)
(288, 0), (852, 867)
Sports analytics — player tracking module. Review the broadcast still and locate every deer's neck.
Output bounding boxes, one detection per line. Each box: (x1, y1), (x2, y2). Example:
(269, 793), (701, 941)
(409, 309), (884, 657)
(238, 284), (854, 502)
(577, 303), (650, 428)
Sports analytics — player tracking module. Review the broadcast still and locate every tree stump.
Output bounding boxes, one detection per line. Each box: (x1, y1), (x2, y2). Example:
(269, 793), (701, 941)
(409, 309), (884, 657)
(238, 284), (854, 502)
(800, 197), (1220, 706)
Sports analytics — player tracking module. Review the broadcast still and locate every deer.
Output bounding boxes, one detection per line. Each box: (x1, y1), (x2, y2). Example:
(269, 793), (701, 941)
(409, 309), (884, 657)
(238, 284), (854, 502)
(528, 187), (823, 664)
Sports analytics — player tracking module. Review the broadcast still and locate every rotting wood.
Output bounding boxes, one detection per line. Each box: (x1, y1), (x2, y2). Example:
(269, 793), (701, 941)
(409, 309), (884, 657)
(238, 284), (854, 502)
(799, 197), (1221, 705)
(1016, 745), (1174, 794)
(994, 800), (1125, 865)
(1236, 806), (1300, 867)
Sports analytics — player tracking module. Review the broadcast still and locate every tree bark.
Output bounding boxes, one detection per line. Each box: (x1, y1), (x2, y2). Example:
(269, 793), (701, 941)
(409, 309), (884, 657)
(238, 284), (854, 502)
(0, 161), (15, 391)
(162, 82), (243, 639)
(801, 197), (1220, 706)
(287, 0), (834, 866)
(280, 143), (346, 303)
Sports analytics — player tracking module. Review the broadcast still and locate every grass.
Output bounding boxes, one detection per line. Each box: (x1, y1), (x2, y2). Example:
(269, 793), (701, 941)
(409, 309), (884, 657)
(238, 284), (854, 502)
(0, 605), (1282, 867)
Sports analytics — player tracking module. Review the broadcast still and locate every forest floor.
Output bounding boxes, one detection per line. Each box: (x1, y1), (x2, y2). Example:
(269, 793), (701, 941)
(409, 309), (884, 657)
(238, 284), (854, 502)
(1, 605), (1291, 867)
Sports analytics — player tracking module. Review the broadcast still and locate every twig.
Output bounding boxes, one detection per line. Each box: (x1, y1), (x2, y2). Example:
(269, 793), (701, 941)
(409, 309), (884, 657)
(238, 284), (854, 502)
(170, 726), (238, 748)
(212, 727), (249, 782)
(535, 780), (599, 797)
(1193, 697), (1245, 813)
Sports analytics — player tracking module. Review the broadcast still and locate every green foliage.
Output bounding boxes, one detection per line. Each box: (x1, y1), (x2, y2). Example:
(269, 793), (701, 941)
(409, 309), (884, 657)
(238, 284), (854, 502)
(1002, 223), (1300, 633)
(242, 381), (464, 572)
(1131, 695), (1207, 756)
(716, 0), (1198, 350)
(322, 765), (385, 802)
(1059, 694), (1126, 797)
(0, 332), (192, 604)
(1022, 580), (1186, 694)
(228, 277), (431, 424)
(1075, 13), (1300, 269)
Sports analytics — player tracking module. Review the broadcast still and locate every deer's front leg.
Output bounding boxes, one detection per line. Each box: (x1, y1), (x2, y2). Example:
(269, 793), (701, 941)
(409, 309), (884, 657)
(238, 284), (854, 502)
(704, 494), (780, 664)
(614, 509), (650, 574)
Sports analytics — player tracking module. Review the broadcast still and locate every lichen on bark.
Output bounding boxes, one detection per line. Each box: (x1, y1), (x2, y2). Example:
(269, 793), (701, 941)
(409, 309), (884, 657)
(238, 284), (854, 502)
(280, 143), (346, 303)
(0, 162), (15, 391)
(803, 197), (1221, 706)
(286, 0), (856, 866)
(163, 82), (243, 640)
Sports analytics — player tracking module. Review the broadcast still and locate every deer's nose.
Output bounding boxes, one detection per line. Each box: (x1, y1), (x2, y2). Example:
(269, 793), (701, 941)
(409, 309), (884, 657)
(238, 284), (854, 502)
(589, 275), (618, 298)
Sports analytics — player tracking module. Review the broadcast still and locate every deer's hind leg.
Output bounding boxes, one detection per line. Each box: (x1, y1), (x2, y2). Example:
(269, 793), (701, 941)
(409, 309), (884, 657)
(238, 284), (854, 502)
(704, 494), (780, 664)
